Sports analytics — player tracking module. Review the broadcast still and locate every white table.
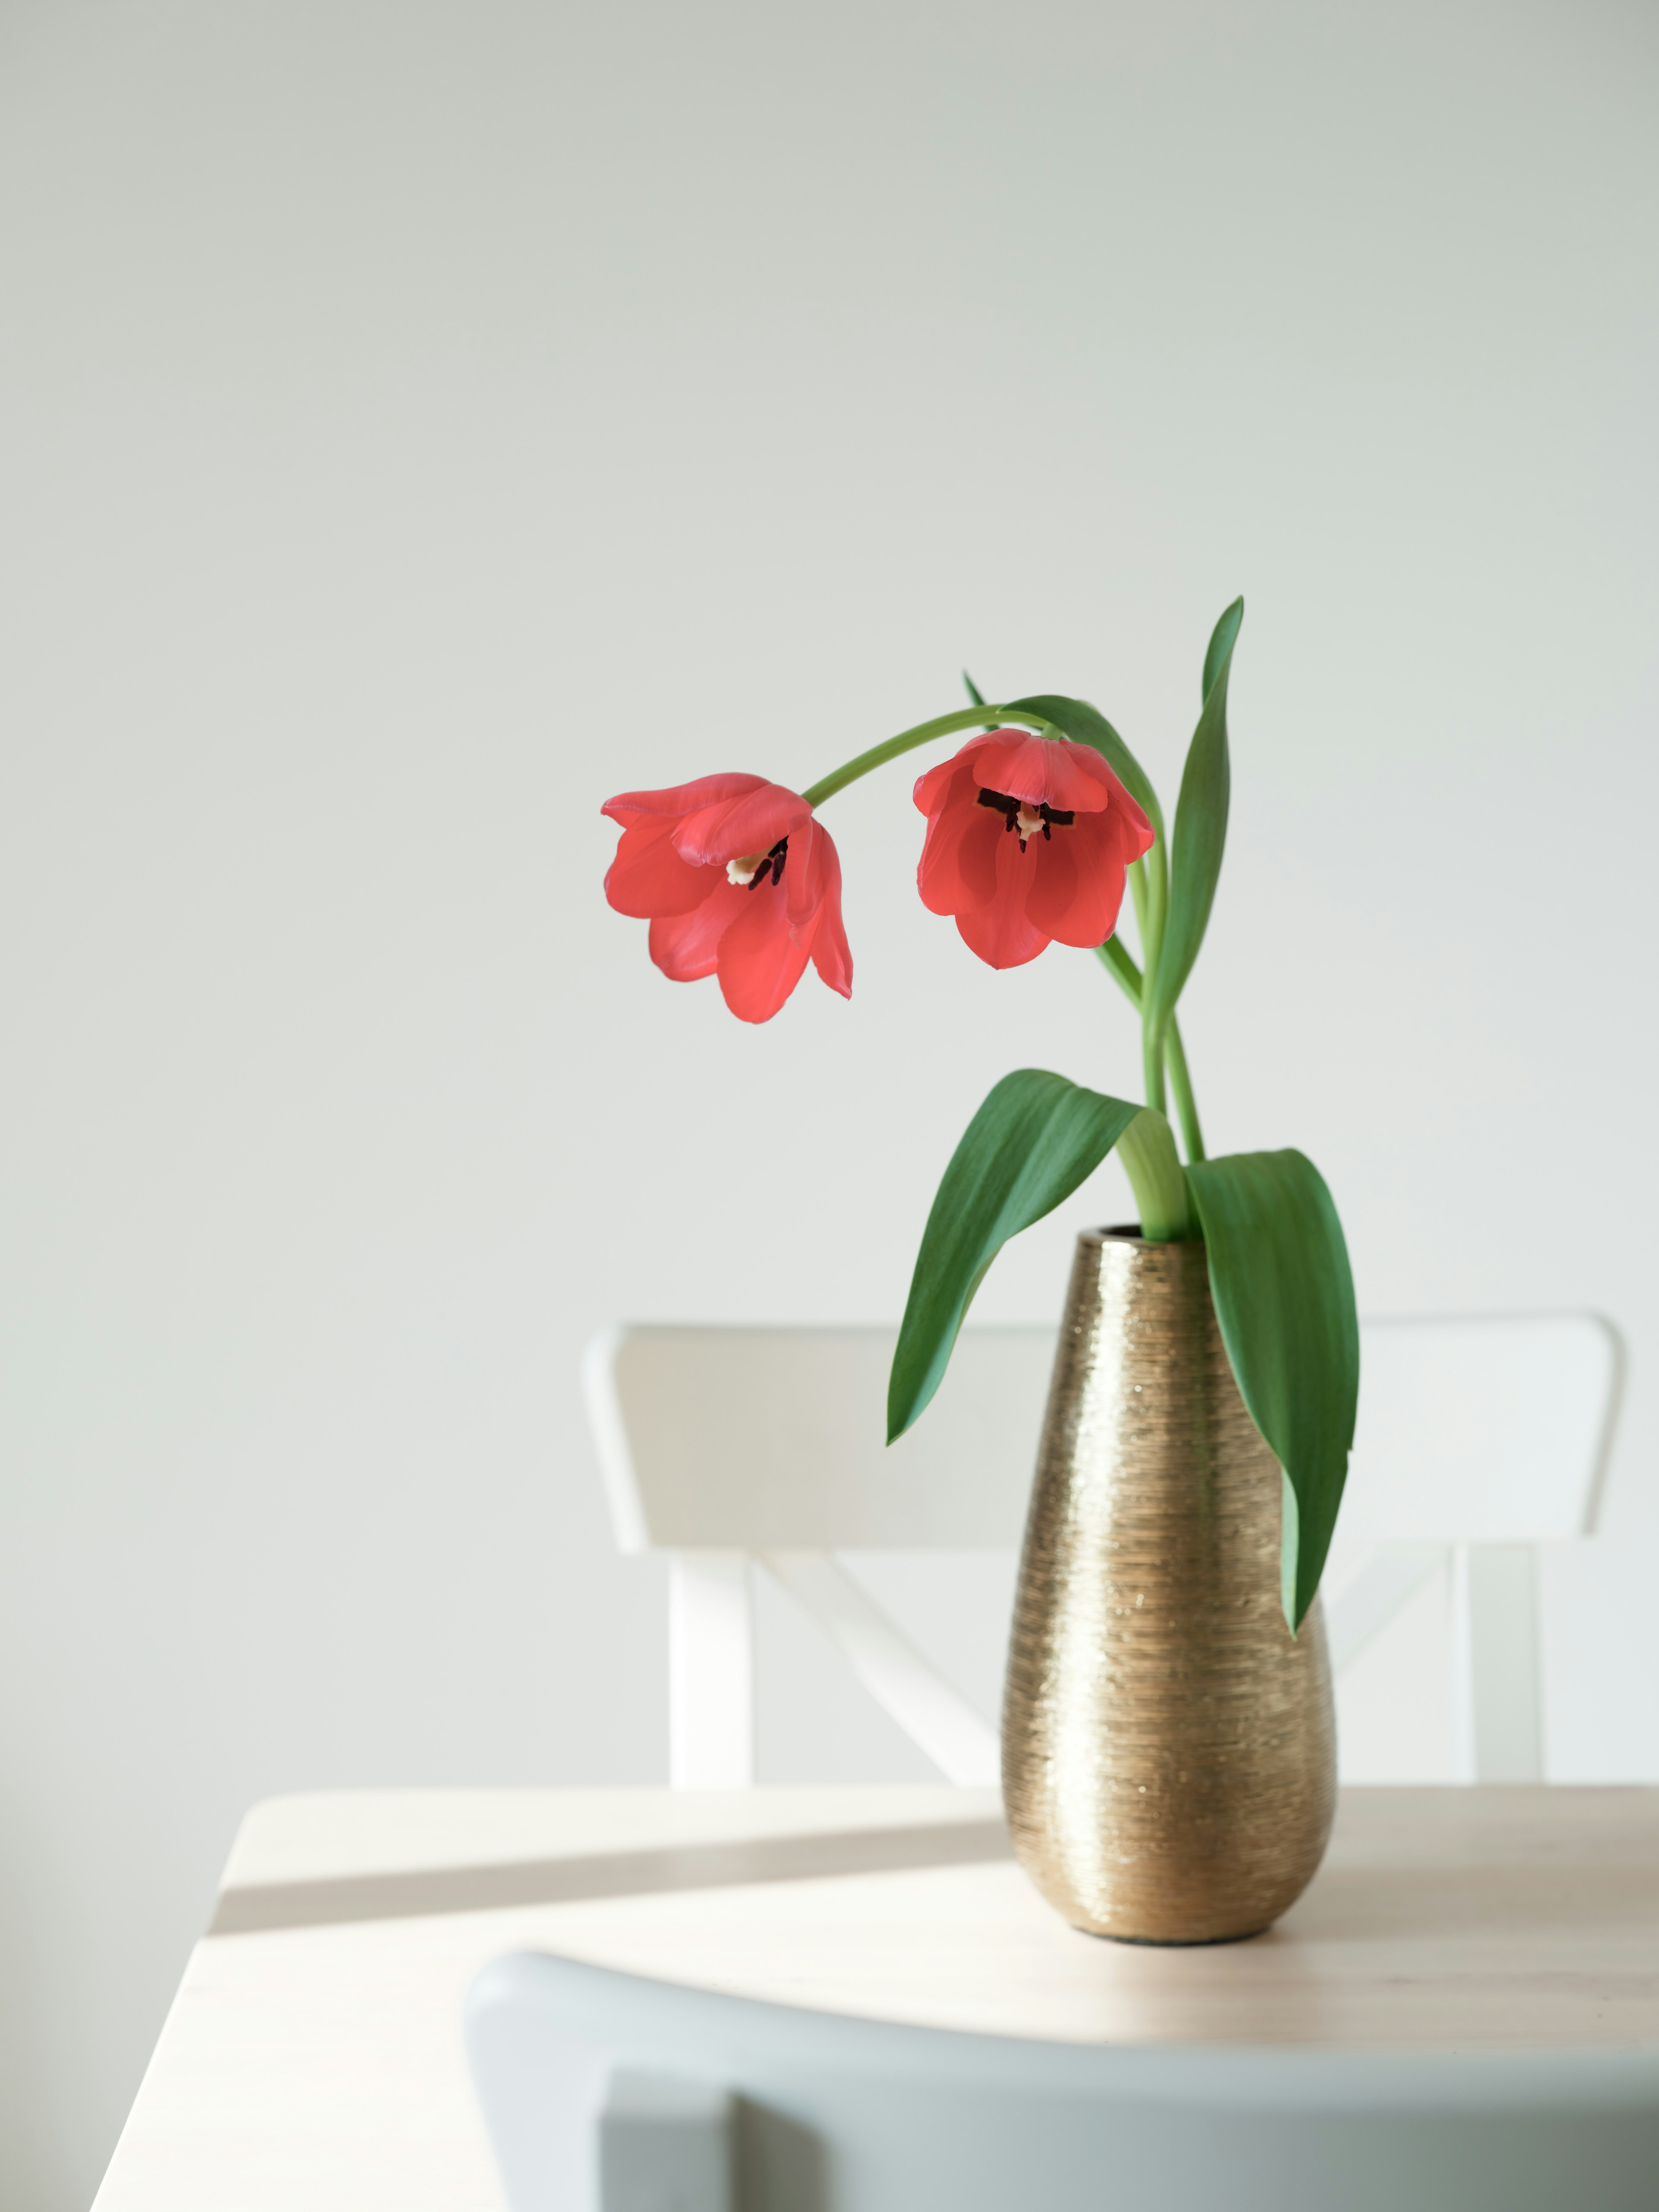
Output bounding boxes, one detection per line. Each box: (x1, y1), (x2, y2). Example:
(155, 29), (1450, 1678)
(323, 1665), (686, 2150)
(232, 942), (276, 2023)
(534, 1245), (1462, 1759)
(94, 1785), (1659, 2210)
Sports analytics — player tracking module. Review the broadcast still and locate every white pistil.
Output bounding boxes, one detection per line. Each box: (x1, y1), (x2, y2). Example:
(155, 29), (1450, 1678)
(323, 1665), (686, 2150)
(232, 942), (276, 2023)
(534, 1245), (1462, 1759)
(726, 855), (761, 887)
(1015, 804), (1045, 843)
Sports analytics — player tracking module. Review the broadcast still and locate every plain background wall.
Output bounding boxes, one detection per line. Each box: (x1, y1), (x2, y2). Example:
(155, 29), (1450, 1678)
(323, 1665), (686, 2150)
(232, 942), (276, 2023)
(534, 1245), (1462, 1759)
(1, 0), (1656, 2202)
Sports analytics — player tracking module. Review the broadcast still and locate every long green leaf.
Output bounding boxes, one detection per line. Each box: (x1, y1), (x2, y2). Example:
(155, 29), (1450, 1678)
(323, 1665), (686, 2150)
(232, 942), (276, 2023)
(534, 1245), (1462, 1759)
(1010, 693), (1163, 838)
(1185, 1148), (1359, 1628)
(1202, 596), (1244, 703)
(888, 1070), (1142, 1443)
(1141, 599), (1242, 1045)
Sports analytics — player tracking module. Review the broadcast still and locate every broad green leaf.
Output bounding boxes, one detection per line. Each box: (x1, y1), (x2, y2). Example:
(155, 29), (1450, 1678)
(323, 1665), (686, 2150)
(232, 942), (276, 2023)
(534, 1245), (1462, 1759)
(1142, 599), (1242, 1045)
(1010, 693), (1163, 838)
(889, 1070), (1142, 1443)
(1184, 1148), (1359, 1629)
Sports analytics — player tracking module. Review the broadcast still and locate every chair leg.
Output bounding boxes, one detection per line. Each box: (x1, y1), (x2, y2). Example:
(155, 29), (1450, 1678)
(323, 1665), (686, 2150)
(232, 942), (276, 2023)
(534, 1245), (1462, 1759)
(1452, 1545), (1544, 1783)
(760, 1551), (999, 1785)
(598, 2067), (732, 2212)
(669, 1554), (754, 1787)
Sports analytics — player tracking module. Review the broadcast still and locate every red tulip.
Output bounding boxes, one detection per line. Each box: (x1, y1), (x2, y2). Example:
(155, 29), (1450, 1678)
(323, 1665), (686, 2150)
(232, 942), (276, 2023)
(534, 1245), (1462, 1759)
(602, 773), (853, 1023)
(912, 729), (1155, 969)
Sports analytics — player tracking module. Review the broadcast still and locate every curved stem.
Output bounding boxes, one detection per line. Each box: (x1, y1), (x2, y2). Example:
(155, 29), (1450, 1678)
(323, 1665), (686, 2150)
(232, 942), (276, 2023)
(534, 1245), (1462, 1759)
(1141, 839), (1168, 988)
(1093, 934), (1141, 1009)
(1141, 1020), (1168, 1119)
(1126, 853), (1150, 951)
(1128, 828), (1169, 1120)
(1094, 939), (1203, 1160)
(1164, 1020), (1204, 1163)
(801, 706), (1056, 811)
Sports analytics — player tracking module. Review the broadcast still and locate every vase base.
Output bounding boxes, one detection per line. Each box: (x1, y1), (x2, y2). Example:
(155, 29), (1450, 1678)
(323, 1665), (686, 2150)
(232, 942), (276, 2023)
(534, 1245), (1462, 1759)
(1077, 1922), (1271, 1948)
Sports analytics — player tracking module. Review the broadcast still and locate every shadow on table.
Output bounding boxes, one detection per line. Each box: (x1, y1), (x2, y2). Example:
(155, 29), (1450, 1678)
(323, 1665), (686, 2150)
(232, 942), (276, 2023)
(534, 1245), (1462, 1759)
(210, 1816), (1014, 1935)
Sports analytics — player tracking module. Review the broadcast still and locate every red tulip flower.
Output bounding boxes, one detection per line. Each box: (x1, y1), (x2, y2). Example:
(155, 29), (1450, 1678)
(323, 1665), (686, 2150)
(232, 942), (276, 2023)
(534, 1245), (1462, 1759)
(602, 773), (853, 1023)
(912, 729), (1155, 969)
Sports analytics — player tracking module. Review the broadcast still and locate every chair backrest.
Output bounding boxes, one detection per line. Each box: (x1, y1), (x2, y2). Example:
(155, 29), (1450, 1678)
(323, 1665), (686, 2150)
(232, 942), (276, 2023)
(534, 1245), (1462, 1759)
(585, 1324), (1051, 1554)
(467, 1949), (1659, 2212)
(1339, 1313), (1619, 1544)
(583, 1311), (1623, 1789)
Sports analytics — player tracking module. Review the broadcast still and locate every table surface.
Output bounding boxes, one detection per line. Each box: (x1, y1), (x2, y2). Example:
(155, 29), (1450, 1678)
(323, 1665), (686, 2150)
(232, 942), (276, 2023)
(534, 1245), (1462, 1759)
(94, 1783), (1659, 2212)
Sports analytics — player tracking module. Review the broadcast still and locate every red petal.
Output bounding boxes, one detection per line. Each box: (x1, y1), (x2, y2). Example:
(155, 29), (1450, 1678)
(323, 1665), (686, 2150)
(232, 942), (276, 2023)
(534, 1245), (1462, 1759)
(605, 816), (712, 918)
(1110, 779), (1155, 857)
(916, 768), (1004, 915)
(913, 748), (972, 817)
(648, 881), (744, 979)
(968, 734), (1115, 814)
(601, 772), (767, 830)
(950, 827), (1052, 968)
(953, 897), (1049, 969)
(673, 781), (811, 867)
(799, 823), (852, 999)
(1025, 810), (1138, 948)
(912, 734), (1031, 817)
(782, 816), (826, 930)
(716, 882), (811, 1022)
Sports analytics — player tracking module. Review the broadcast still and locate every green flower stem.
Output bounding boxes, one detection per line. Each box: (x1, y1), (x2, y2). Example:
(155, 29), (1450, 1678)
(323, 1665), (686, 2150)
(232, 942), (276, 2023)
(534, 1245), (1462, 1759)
(1093, 934), (1142, 1008)
(1141, 1019), (1168, 1119)
(1121, 846), (1170, 1119)
(1116, 1108), (1193, 1242)
(801, 706), (1057, 811)
(1164, 1020), (1205, 1163)
(1093, 940), (1204, 1163)
(1125, 853), (1150, 949)
(1141, 840), (1168, 987)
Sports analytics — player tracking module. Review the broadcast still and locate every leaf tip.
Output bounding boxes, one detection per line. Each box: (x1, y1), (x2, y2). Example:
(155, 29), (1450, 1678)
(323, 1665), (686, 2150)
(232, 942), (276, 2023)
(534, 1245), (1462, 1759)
(1202, 598), (1246, 706)
(1278, 1467), (1300, 1632)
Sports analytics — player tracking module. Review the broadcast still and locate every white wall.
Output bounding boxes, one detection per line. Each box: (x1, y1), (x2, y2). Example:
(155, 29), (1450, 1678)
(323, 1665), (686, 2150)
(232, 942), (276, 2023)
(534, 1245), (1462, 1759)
(1, 0), (1655, 2201)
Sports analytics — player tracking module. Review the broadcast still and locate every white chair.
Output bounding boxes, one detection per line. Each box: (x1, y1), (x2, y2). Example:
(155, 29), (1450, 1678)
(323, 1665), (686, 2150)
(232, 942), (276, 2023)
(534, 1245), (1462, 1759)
(583, 1311), (1622, 1790)
(467, 1948), (1659, 2212)
(1327, 1313), (1621, 1780)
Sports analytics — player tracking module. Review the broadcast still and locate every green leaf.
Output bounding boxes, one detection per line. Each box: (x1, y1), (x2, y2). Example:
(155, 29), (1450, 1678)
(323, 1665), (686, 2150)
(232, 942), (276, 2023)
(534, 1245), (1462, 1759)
(1009, 693), (1163, 838)
(1142, 598), (1242, 1045)
(962, 670), (987, 708)
(889, 1070), (1142, 1443)
(1184, 1148), (1359, 1629)
(1202, 595), (1244, 703)
(1093, 933), (1142, 1008)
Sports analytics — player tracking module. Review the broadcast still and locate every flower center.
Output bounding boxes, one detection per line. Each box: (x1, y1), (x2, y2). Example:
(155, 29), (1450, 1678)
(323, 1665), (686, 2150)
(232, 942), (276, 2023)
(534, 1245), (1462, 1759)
(725, 836), (789, 890)
(977, 789), (1075, 852)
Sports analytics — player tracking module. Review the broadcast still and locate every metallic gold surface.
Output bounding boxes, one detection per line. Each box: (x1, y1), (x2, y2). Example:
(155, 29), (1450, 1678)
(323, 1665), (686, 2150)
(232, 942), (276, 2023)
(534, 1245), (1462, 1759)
(1002, 1229), (1337, 1943)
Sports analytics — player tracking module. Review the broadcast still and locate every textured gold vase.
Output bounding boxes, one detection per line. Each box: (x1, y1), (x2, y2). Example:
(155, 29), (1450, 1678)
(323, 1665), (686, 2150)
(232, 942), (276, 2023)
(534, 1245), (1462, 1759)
(1002, 1227), (1336, 1943)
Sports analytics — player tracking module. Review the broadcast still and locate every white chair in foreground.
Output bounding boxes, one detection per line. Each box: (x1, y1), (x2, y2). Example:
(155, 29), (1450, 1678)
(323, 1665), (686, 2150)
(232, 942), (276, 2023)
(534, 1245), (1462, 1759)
(467, 1948), (1659, 2212)
(583, 1311), (1622, 1789)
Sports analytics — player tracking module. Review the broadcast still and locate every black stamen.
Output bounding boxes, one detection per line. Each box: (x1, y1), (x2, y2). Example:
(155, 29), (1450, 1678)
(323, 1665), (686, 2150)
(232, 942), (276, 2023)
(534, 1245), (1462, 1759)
(747, 835), (788, 890)
(977, 786), (1077, 858)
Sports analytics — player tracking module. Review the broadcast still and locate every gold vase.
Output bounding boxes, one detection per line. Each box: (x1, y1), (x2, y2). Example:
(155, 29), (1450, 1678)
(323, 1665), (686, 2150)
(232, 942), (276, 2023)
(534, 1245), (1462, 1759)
(1002, 1227), (1336, 1943)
